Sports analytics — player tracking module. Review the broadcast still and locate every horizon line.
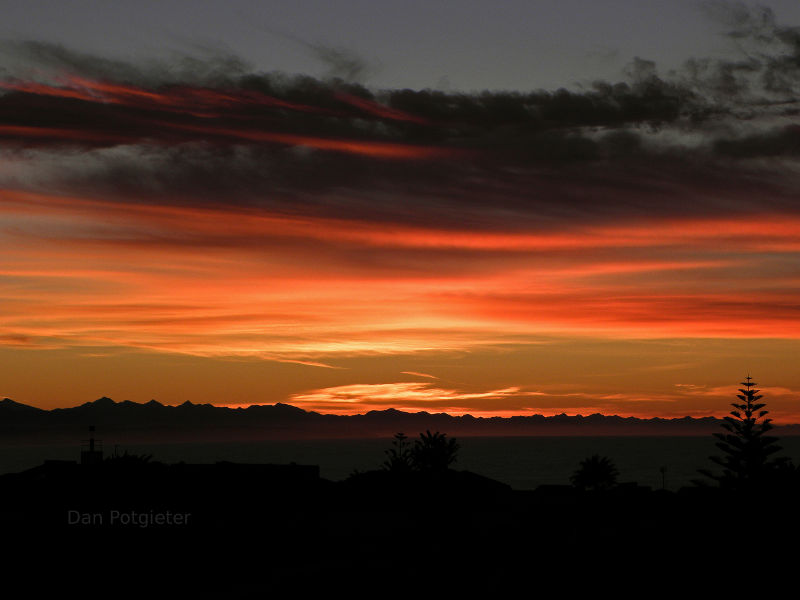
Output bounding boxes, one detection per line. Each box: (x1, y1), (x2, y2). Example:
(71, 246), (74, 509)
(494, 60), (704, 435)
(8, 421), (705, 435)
(0, 395), (763, 423)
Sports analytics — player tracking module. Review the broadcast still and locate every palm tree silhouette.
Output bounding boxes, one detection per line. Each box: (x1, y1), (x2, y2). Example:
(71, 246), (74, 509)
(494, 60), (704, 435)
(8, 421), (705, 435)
(570, 454), (619, 491)
(410, 430), (460, 473)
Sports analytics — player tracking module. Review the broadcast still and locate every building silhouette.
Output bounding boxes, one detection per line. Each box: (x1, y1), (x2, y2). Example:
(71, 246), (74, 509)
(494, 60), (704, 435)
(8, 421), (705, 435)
(80, 425), (103, 465)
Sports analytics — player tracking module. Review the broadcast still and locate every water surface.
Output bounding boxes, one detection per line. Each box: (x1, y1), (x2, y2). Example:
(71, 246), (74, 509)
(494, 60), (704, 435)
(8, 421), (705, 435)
(4, 435), (799, 490)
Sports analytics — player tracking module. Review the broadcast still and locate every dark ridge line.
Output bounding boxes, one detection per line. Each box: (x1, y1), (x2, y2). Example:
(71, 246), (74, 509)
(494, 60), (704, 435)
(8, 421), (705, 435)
(4, 395), (799, 426)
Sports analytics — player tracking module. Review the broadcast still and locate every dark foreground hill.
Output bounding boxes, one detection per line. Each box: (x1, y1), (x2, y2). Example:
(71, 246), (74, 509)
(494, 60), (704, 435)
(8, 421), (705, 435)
(6, 396), (798, 442)
(2, 457), (799, 591)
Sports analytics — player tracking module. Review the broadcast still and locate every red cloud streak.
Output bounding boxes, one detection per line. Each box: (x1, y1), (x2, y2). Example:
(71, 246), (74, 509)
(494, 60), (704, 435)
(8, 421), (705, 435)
(2, 189), (799, 357)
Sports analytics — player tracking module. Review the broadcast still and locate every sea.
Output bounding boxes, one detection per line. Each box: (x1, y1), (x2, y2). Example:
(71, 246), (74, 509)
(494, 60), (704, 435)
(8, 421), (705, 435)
(3, 435), (800, 491)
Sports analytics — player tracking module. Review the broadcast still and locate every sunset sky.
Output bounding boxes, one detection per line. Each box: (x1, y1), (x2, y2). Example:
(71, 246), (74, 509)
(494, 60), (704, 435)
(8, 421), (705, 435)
(2, 1), (800, 420)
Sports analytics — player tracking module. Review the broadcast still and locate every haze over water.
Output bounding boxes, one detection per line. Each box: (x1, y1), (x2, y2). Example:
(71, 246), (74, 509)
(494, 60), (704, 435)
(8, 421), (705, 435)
(5, 436), (800, 490)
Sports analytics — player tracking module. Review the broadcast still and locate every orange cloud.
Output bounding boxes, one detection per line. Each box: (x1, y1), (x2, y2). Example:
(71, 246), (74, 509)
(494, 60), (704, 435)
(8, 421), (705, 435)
(288, 382), (531, 415)
(400, 371), (439, 379)
(3, 188), (800, 363)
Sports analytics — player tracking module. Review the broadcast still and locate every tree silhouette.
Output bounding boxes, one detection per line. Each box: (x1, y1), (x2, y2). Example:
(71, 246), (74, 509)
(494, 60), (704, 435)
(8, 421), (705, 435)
(382, 432), (413, 473)
(698, 375), (789, 490)
(410, 430), (459, 473)
(570, 454), (618, 491)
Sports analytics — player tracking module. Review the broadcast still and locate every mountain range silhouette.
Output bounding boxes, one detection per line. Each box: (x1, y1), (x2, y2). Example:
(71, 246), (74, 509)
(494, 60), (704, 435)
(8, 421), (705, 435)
(4, 396), (798, 442)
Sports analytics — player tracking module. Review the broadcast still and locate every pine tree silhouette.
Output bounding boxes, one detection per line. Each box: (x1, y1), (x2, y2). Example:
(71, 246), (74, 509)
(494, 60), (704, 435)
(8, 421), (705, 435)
(382, 432), (413, 473)
(698, 375), (789, 490)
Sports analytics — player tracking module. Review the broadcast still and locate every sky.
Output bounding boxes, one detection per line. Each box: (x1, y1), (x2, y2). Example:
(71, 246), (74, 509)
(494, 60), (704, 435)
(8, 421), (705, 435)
(1, 1), (800, 421)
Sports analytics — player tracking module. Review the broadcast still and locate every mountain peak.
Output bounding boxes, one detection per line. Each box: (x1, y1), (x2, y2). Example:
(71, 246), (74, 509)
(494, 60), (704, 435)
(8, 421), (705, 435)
(76, 396), (117, 409)
(0, 398), (43, 412)
(273, 403), (307, 414)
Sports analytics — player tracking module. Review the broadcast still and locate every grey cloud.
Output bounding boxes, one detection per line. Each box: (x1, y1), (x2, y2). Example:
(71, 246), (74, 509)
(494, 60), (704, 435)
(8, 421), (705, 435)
(0, 40), (252, 87)
(308, 43), (372, 83)
(699, 1), (800, 96)
(4, 5), (800, 231)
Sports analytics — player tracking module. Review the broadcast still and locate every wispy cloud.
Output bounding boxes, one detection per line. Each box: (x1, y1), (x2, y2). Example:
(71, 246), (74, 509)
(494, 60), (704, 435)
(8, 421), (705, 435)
(288, 382), (531, 414)
(400, 371), (438, 379)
